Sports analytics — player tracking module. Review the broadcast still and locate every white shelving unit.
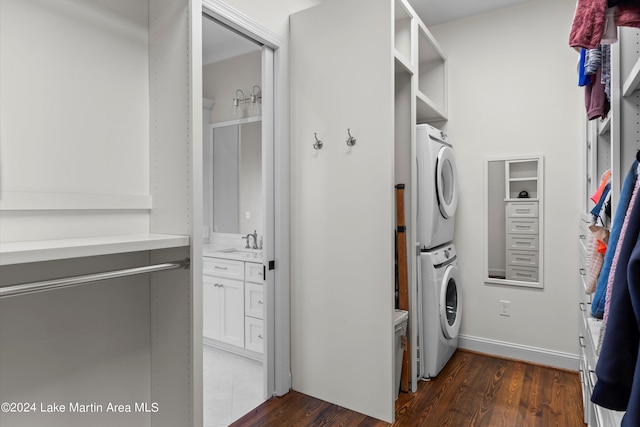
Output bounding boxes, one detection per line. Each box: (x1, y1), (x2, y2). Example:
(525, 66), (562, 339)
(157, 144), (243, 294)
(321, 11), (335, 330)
(578, 26), (640, 427)
(0, 0), (200, 426)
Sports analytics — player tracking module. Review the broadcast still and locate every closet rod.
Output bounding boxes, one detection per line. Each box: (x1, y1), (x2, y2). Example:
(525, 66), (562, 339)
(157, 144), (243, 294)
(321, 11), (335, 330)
(0, 259), (190, 298)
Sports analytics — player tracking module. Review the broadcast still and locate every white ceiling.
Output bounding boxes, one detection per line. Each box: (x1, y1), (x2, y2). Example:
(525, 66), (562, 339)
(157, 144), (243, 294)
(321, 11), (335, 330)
(202, 16), (260, 65)
(408, 0), (531, 26)
(202, 0), (531, 65)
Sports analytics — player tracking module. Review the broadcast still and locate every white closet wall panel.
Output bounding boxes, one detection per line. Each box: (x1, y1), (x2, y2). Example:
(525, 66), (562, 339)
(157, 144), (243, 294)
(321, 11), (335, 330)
(0, 0), (151, 241)
(0, 0), (150, 196)
(149, 0), (192, 236)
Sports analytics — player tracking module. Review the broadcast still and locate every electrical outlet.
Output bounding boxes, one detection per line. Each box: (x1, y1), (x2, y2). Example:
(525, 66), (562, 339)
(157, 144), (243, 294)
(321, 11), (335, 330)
(499, 300), (511, 317)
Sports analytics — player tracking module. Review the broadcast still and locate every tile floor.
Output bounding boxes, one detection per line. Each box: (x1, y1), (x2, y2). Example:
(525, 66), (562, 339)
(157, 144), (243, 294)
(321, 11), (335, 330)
(203, 345), (264, 427)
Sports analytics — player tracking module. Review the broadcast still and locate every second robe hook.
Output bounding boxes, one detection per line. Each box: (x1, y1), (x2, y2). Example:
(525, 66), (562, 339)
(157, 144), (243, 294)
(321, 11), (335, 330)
(346, 129), (356, 147)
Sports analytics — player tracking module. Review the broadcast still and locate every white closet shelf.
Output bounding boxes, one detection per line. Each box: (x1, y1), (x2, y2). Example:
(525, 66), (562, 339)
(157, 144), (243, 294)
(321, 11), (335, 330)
(598, 115), (611, 135)
(416, 91), (447, 122)
(0, 233), (190, 266)
(394, 51), (414, 75)
(622, 55), (640, 96)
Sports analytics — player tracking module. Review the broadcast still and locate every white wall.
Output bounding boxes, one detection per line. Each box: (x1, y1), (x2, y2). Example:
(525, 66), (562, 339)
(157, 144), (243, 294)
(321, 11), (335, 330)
(430, 0), (584, 359)
(203, 51), (261, 123)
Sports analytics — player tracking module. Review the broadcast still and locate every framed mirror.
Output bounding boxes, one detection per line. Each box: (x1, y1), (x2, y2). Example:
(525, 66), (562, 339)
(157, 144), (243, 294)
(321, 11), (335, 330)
(204, 117), (262, 236)
(484, 156), (544, 288)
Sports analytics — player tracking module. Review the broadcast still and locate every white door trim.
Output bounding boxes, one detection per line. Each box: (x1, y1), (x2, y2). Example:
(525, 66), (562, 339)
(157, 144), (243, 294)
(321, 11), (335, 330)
(201, 0), (291, 398)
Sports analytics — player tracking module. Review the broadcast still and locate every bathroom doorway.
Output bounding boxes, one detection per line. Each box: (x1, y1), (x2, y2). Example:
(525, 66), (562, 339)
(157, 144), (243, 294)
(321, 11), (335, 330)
(201, 7), (284, 425)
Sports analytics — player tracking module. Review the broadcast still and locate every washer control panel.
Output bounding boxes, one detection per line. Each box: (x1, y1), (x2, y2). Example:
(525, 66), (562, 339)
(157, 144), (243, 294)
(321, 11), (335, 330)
(430, 244), (457, 266)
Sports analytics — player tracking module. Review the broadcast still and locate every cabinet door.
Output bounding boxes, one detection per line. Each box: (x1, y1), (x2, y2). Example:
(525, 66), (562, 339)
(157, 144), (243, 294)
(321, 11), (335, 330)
(219, 278), (244, 347)
(203, 275), (222, 341)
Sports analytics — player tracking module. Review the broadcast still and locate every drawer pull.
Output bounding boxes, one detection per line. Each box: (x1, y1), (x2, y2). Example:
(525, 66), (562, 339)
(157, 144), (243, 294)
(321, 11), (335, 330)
(579, 335), (586, 348)
(515, 225), (531, 230)
(515, 241), (532, 246)
(258, 300), (263, 305)
(515, 272), (533, 278)
(515, 257), (530, 261)
(579, 268), (586, 276)
(579, 302), (586, 312)
(258, 272), (263, 277)
(579, 234), (586, 240)
(214, 266), (228, 270)
(258, 334), (263, 340)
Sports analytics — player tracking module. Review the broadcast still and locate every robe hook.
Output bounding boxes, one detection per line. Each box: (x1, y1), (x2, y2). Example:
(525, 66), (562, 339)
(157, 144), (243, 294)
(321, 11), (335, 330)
(313, 133), (323, 150)
(346, 129), (356, 147)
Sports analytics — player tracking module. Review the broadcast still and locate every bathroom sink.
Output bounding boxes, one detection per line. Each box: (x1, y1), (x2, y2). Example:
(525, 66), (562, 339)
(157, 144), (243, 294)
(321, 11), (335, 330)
(216, 248), (263, 260)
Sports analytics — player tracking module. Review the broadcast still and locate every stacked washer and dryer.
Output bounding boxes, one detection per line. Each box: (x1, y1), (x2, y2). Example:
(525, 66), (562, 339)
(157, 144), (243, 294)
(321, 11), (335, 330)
(416, 124), (462, 379)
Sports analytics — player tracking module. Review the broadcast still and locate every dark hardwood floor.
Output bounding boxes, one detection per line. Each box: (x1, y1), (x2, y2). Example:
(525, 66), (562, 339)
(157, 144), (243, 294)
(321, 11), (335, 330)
(230, 350), (585, 427)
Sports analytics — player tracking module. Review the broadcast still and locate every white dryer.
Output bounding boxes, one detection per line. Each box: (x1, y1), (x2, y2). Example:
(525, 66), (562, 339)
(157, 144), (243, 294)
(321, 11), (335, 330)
(419, 243), (461, 379)
(416, 124), (458, 250)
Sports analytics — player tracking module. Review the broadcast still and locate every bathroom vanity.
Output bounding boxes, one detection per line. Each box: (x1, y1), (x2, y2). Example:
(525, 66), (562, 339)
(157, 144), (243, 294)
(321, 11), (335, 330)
(203, 246), (264, 359)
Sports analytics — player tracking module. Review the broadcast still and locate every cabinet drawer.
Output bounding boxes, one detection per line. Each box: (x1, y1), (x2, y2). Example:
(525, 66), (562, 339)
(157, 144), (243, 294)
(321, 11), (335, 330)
(203, 257), (244, 280)
(507, 217), (538, 234)
(507, 250), (538, 267)
(245, 282), (264, 319)
(507, 234), (539, 251)
(245, 316), (264, 353)
(507, 201), (538, 217)
(245, 262), (264, 283)
(506, 266), (538, 282)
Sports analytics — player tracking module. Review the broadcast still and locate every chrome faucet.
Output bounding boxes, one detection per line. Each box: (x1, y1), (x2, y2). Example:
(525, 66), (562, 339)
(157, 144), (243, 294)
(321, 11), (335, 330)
(244, 230), (258, 249)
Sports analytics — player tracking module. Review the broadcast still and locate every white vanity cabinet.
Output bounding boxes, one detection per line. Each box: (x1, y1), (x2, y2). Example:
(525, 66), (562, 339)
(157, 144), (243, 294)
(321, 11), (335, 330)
(203, 256), (264, 356)
(203, 257), (245, 347)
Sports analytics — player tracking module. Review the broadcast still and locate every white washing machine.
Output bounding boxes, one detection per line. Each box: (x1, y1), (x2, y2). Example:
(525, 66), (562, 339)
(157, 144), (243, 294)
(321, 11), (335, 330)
(419, 243), (461, 379)
(416, 124), (458, 251)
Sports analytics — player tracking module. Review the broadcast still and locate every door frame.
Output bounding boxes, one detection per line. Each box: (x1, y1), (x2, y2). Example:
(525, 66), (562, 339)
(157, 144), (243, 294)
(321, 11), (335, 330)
(201, 0), (290, 398)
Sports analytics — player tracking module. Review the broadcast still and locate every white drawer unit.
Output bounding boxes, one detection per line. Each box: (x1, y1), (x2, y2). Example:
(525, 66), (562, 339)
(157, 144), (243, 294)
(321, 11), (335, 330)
(507, 201), (538, 217)
(576, 216), (625, 425)
(203, 257), (244, 280)
(505, 200), (539, 282)
(506, 265), (538, 283)
(506, 217), (538, 234)
(507, 250), (538, 267)
(507, 234), (539, 251)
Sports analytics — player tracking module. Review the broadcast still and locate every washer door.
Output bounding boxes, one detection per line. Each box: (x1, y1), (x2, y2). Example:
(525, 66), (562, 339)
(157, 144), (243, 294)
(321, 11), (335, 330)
(440, 264), (461, 339)
(436, 146), (458, 219)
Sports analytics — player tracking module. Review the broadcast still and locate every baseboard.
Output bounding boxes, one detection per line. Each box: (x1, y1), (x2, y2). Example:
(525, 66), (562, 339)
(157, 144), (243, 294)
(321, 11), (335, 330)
(458, 334), (579, 371)
(203, 337), (263, 362)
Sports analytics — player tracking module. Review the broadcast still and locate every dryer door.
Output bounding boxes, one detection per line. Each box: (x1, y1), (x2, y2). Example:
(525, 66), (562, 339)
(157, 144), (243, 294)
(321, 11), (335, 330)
(436, 146), (458, 219)
(440, 264), (461, 339)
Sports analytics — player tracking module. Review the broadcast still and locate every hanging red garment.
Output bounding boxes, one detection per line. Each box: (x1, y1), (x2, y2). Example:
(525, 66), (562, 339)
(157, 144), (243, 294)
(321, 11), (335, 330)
(570, 0), (608, 49)
(617, 5), (640, 27)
